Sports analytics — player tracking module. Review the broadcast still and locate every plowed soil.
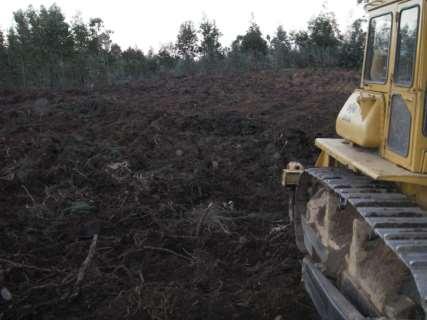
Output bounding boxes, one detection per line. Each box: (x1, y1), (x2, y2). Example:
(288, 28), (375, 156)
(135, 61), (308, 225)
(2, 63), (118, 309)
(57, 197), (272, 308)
(0, 69), (358, 320)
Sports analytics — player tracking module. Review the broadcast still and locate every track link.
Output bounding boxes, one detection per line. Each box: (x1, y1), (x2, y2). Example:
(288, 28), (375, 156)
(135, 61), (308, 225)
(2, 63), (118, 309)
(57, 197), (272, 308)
(306, 167), (427, 312)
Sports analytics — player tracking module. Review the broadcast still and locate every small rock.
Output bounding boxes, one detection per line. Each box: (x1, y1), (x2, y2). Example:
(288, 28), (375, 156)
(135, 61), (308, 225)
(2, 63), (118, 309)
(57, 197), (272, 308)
(107, 161), (129, 171)
(212, 161), (219, 169)
(176, 149), (184, 157)
(273, 152), (281, 160)
(1, 287), (12, 302)
(225, 201), (234, 210)
(239, 236), (248, 244)
(274, 316), (283, 320)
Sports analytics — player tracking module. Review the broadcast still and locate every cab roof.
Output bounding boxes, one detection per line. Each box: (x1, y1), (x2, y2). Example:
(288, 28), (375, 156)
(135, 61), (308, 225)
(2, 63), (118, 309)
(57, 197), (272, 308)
(365, 0), (407, 10)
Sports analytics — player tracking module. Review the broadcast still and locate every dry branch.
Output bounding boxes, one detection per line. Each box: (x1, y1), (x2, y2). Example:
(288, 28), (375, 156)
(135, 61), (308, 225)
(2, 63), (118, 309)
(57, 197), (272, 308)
(143, 246), (192, 262)
(0, 258), (59, 273)
(21, 185), (36, 206)
(69, 234), (98, 299)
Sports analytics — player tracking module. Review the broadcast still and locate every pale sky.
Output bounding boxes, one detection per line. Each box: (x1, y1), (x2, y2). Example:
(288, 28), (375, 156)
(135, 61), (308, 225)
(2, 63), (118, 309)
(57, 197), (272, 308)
(0, 0), (365, 52)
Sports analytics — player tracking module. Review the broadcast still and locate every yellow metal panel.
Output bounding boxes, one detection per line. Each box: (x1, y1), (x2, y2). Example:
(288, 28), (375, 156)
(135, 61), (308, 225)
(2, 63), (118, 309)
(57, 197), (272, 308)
(336, 90), (384, 148)
(399, 182), (427, 208)
(315, 138), (427, 186)
(315, 151), (331, 168)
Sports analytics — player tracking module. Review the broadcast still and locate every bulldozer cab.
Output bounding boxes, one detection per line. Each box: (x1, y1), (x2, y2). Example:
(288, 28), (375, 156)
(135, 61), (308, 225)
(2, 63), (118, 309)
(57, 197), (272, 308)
(337, 0), (427, 173)
(364, 0), (426, 172)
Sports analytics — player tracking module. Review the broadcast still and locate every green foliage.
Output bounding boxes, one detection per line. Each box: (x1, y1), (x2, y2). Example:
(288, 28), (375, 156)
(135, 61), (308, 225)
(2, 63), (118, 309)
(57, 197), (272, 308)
(241, 22), (268, 57)
(6, 5), (74, 86)
(0, 4), (367, 89)
(71, 15), (90, 51)
(5, 29), (20, 85)
(70, 15), (91, 86)
(176, 21), (198, 60)
(271, 26), (291, 52)
(271, 26), (291, 68)
(0, 30), (7, 87)
(290, 30), (310, 50)
(0, 30), (4, 48)
(2, 5), (126, 87)
(157, 43), (178, 71)
(121, 47), (146, 79)
(290, 12), (342, 67)
(199, 18), (222, 59)
(339, 18), (366, 68)
(88, 18), (112, 53)
(308, 12), (341, 49)
(197, 18), (223, 72)
(227, 20), (269, 72)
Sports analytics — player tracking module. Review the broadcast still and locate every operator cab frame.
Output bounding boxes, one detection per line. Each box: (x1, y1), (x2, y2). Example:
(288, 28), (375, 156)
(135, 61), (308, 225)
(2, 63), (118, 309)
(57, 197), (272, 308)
(360, 0), (427, 173)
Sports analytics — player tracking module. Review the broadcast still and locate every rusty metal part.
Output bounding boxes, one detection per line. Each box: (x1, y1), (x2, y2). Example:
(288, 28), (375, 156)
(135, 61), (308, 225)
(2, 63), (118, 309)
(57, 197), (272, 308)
(282, 162), (305, 187)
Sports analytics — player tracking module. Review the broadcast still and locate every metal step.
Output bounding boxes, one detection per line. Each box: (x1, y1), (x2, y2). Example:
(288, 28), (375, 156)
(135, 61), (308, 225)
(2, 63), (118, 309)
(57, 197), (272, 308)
(306, 167), (427, 313)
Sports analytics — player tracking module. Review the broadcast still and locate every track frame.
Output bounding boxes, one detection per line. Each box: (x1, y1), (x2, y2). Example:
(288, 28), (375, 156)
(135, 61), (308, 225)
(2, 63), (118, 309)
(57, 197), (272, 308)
(290, 167), (427, 319)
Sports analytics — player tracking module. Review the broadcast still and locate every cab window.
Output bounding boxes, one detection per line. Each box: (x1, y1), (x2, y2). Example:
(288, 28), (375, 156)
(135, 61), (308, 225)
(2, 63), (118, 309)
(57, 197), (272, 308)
(395, 6), (420, 86)
(364, 13), (393, 83)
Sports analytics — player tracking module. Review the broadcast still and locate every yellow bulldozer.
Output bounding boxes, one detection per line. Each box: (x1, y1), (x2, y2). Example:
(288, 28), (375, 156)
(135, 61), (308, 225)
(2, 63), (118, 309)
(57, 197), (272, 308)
(283, 0), (427, 318)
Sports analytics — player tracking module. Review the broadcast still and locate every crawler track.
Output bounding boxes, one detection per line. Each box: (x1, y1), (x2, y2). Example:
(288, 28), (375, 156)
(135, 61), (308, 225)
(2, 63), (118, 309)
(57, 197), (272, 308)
(305, 167), (427, 313)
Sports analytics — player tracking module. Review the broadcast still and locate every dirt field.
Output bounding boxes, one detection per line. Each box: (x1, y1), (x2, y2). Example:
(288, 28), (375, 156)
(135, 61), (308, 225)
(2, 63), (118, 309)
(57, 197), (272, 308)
(0, 69), (358, 320)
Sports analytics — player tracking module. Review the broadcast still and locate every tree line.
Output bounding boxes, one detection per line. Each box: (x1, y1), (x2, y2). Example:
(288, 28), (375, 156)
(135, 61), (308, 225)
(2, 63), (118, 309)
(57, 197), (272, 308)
(0, 4), (366, 89)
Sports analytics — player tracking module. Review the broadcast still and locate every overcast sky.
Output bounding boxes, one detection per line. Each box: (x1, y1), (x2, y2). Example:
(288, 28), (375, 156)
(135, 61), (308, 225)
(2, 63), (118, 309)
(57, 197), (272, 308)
(0, 0), (365, 52)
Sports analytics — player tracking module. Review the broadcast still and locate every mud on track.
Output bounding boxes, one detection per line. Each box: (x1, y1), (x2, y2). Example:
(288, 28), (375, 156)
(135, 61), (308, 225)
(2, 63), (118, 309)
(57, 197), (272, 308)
(0, 69), (358, 320)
